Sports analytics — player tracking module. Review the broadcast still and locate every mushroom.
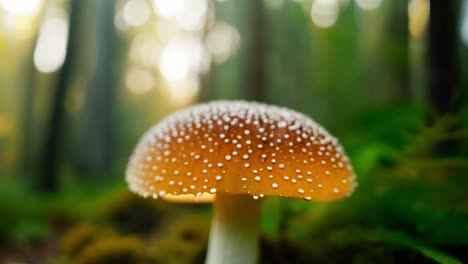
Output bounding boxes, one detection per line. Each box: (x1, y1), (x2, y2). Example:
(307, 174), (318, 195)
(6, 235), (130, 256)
(126, 101), (356, 264)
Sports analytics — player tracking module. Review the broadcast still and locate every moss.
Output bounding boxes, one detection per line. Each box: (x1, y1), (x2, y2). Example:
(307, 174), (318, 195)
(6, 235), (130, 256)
(150, 215), (209, 264)
(61, 222), (149, 263)
(47, 207), (77, 230)
(61, 224), (96, 257)
(103, 192), (172, 235)
(260, 236), (316, 264)
(76, 236), (147, 264)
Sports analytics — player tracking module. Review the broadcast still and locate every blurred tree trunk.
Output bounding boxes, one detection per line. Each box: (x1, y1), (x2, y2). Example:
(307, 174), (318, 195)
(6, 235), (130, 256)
(20, 34), (39, 180)
(195, 3), (213, 103)
(38, 0), (81, 192)
(428, 0), (460, 116)
(359, 0), (410, 103)
(207, 0), (249, 100)
(265, 1), (313, 111)
(244, 0), (266, 102)
(385, 0), (410, 102)
(77, 0), (117, 177)
(427, 0), (460, 167)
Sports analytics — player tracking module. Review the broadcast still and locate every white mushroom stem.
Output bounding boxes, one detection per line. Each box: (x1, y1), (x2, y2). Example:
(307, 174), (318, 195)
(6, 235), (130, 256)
(205, 193), (261, 264)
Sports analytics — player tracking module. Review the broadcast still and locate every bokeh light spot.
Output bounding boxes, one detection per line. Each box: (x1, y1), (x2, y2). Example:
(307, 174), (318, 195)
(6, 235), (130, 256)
(310, 0), (339, 28)
(126, 67), (155, 95)
(123, 0), (151, 27)
(33, 8), (69, 73)
(0, 0), (42, 15)
(206, 22), (240, 64)
(355, 0), (383, 11)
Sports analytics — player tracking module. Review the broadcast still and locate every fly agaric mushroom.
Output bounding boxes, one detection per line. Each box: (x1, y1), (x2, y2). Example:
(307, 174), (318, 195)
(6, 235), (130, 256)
(126, 101), (356, 264)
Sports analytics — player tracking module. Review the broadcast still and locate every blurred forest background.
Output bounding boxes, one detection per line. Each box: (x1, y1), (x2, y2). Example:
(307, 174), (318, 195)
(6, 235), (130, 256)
(1, 0), (468, 263)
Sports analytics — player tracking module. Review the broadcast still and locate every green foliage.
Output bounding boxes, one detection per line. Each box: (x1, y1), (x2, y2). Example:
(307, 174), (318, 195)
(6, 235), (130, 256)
(0, 180), (126, 245)
(0, 180), (52, 244)
(329, 227), (462, 264)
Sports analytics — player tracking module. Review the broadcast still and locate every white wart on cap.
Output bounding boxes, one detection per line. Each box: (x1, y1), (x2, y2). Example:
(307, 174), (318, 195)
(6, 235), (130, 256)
(126, 101), (356, 202)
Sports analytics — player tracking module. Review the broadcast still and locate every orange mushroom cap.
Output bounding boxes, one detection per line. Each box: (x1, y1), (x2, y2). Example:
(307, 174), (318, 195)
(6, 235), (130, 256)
(126, 101), (356, 202)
